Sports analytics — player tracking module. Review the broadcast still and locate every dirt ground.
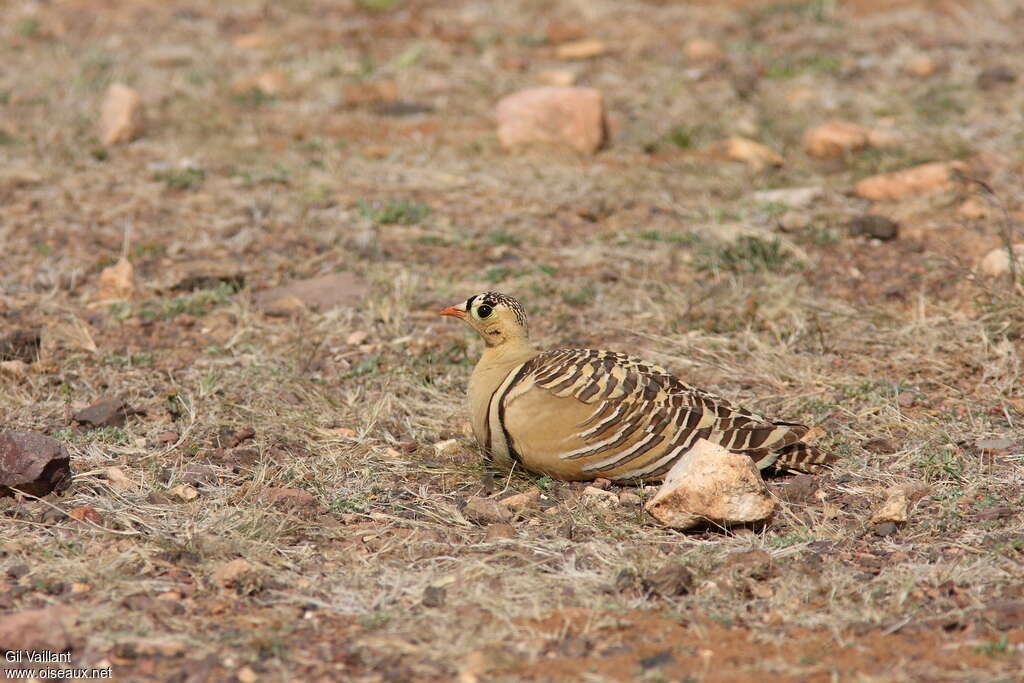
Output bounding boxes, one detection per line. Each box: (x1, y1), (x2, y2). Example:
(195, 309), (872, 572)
(2, 0), (1024, 680)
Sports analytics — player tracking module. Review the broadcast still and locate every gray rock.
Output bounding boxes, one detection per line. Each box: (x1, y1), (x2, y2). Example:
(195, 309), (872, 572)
(463, 496), (513, 525)
(73, 397), (128, 428)
(0, 432), (72, 498)
(255, 272), (368, 314)
(848, 214), (899, 241)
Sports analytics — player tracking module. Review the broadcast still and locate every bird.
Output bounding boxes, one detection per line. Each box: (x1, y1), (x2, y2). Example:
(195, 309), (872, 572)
(439, 291), (831, 483)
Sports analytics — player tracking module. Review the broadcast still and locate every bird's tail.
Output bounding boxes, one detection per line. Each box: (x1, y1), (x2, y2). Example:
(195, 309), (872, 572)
(772, 441), (834, 474)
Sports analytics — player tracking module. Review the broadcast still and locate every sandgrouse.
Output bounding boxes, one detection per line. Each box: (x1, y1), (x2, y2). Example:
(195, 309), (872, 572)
(441, 292), (831, 483)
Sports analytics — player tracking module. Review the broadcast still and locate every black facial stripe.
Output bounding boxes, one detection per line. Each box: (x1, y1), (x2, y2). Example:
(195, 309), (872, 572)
(465, 295), (476, 311)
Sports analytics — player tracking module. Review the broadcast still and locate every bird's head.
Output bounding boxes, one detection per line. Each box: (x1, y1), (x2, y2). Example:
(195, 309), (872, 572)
(439, 292), (529, 347)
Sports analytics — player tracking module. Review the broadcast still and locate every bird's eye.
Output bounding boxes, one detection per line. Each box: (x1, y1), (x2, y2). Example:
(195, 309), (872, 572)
(476, 304), (493, 319)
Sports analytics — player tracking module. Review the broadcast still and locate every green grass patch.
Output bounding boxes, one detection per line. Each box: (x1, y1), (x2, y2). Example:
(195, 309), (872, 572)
(697, 235), (796, 274)
(358, 199), (431, 225)
(154, 166), (206, 190)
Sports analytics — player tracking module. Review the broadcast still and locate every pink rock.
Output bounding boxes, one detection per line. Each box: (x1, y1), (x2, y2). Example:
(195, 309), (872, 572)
(0, 431), (72, 498)
(644, 439), (776, 530)
(100, 83), (145, 145)
(0, 606), (77, 651)
(855, 161), (965, 200)
(496, 87), (607, 154)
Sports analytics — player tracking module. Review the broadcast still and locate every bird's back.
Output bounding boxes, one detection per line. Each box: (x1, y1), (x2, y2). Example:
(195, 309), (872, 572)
(495, 348), (830, 482)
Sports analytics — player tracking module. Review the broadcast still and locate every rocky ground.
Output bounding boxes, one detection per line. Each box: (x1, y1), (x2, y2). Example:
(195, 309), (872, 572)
(2, 0), (1024, 680)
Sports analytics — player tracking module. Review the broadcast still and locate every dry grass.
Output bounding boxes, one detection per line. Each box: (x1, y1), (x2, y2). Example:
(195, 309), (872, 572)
(2, 0), (1024, 680)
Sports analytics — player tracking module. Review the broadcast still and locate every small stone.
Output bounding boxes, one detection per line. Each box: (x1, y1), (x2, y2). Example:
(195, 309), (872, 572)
(555, 39), (608, 60)
(643, 565), (694, 597)
(234, 32), (273, 49)
(485, 523), (516, 541)
(582, 486), (618, 505)
(255, 70), (288, 96)
(644, 439), (776, 529)
(346, 330), (369, 345)
(0, 360), (29, 378)
(433, 439), (460, 456)
(804, 121), (872, 159)
(978, 244), (1024, 278)
(591, 478), (611, 490)
(463, 496), (513, 525)
(753, 186), (823, 209)
(157, 431), (180, 444)
(618, 491), (642, 506)
(545, 21), (586, 44)
(780, 474), (819, 503)
(536, 69), (577, 87)
(261, 487), (316, 510)
(778, 211), (811, 233)
(901, 481), (931, 502)
(0, 431), (72, 498)
(855, 161), (964, 200)
(871, 490), (908, 524)
(422, 584), (447, 608)
(101, 83), (145, 145)
(69, 505), (104, 526)
(262, 295), (307, 318)
(212, 558), (256, 587)
(115, 636), (188, 658)
(0, 606), (77, 651)
(146, 491), (175, 505)
(237, 667), (259, 683)
(847, 215), (899, 241)
(717, 136), (784, 170)
(496, 86), (607, 155)
(343, 80), (398, 107)
(685, 38), (723, 63)
(73, 397), (128, 428)
(957, 197), (991, 220)
(874, 521), (898, 537)
(977, 65), (1016, 89)
(169, 484), (199, 502)
(724, 549), (773, 576)
(104, 466), (132, 490)
(500, 487), (541, 510)
(255, 272), (368, 314)
(905, 54), (937, 78)
(96, 258), (135, 301)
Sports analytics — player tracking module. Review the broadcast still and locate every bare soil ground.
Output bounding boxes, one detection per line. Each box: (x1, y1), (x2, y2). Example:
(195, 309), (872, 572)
(2, 0), (1024, 680)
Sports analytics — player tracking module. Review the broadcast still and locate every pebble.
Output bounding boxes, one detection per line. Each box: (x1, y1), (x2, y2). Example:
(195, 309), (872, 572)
(101, 83), (145, 145)
(685, 38), (723, 63)
(847, 215), (899, 241)
(804, 121), (871, 159)
(495, 86), (607, 154)
(463, 496), (513, 525)
(855, 161), (964, 200)
(978, 244), (1024, 278)
(555, 39), (608, 60)
(718, 136), (784, 170)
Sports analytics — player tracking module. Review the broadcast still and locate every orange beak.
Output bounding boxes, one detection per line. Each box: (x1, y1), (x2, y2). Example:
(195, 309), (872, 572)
(439, 305), (466, 318)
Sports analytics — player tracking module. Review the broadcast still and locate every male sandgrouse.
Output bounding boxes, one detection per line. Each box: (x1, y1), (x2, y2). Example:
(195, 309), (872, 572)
(440, 292), (831, 482)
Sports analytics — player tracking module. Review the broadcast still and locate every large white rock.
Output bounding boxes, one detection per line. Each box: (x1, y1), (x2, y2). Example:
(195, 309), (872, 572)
(978, 244), (1024, 278)
(644, 439), (776, 530)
